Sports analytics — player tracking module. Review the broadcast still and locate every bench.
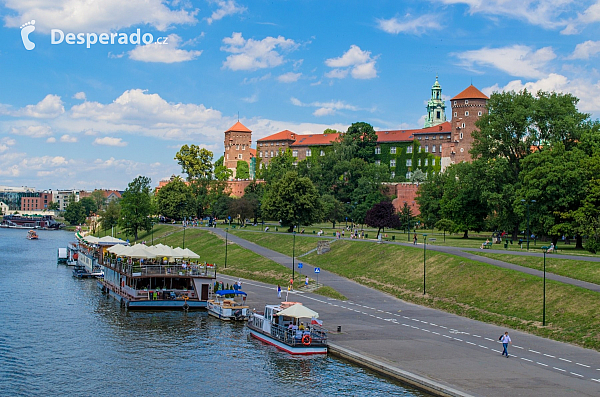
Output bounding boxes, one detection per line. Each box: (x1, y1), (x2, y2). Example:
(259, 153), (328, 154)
(483, 242), (493, 249)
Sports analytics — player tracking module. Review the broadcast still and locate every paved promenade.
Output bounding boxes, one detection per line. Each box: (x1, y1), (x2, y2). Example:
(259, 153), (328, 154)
(208, 228), (600, 397)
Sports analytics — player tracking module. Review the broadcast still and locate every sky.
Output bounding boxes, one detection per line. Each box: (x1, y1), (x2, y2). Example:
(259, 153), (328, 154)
(1, 0), (600, 191)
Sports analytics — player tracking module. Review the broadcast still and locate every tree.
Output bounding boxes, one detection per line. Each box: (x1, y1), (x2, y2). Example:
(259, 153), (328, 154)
(244, 182), (266, 224)
(435, 218), (455, 242)
(64, 201), (86, 225)
(48, 201), (60, 210)
(119, 176), (153, 241)
(214, 156), (233, 181)
(211, 194), (233, 220)
(156, 177), (195, 221)
(364, 201), (401, 239)
(90, 190), (106, 210)
(399, 202), (415, 233)
(79, 197), (98, 217)
(321, 194), (345, 228)
(410, 169), (427, 182)
(262, 171), (322, 232)
(323, 128), (341, 134)
(342, 122), (378, 162)
(261, 148), (295, 184)
(100, 200), (121, 234)
(228, 197), (255, 225)
(236, 160), (250, 180)
(175, 144), (213, 181)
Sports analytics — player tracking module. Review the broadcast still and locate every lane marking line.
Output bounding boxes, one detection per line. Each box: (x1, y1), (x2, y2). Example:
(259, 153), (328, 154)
(466, 341), (476, 346)
(478, 345), (489, 349)
(521, 358), (533, 362)
(536, 362), (548, 367)
(485, 337), (495, 342)
(529, 350), (540, 354)
(553, 367), (566, 372)
(513, 346), (523, 349)
(472, 334), (481, 338)
(575, 363), (590, 368)
(559, 358), (572, 363)
(570, 372), (584, 378)
(543, 354), (555, 358)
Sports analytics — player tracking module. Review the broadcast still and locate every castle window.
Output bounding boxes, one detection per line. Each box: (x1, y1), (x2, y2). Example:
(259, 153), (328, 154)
(406, 171), (412, 179)
(432, 145), (436, 153)
(478, 111), (482, 116)
(238, 154), (243, 159)
(453, 101), (457, 105)
(259, 143), (262, 147)
(454, 112), (457, 117)
(259, 151), (262, 158)
(405, 159), (411, 166)
(425, 159), (429, 166)
(236, 145), (239, 150)
(375, 147), (381, 154)
(425, 136), (429, 140)
(432, 158), (436, 166)
(271, 151), (274, 157)
(465, 100), (469, 104)
(460, 148), (464, 153)
(436, 111), (440, 118)
(418, 159), (421, 166)
(407, 146), (413, 153)
(391, 171), (395, 178)
(320, 150), (325, 156)
(425, 146), (429, 153)
(276, 142), (279, 146)
(418, 146), (422, 153)
(306, 148), (311, 156)
(391, 159), (397, 167)
(465, 111), (469, 116)
(447, 135), (451, 139)
(460, 132), (463, 139)
(271, 142), (274, 146)
(390, 146), (396, 154)
(375, 160), (381, 166)
(292, 150), (298, 157)
(242, 144), (246, 150)
(461, 123), (465, 128)
(432, 136), (436, 140)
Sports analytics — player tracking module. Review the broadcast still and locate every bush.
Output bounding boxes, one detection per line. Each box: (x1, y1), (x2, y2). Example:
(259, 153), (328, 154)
(585, 238), (600, 254)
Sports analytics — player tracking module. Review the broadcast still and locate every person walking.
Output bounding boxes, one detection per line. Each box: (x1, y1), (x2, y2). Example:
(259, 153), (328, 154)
(305, 275), (309, 288)
(277, 284), (282, 298)
(500, 331), (512, 357)
(289, 277), (294, 291)
(413, 233), (418, 245)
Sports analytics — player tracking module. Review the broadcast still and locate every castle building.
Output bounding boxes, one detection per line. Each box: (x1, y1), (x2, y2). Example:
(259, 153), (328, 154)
(424, 76), (447, 128)
(223, 121), (253, 178)
(257, 129), (297, 167)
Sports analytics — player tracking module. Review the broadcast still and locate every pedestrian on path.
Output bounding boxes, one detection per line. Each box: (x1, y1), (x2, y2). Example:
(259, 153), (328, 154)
(305, 275), (309, 288)
(413, 233), (418, 245)
(277, 284), (281, 298)
(500, 331), (512, 357)
(289, 277), (294, 291)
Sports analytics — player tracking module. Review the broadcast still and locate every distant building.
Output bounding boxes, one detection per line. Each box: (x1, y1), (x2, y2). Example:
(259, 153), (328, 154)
(424, 76), (447, 128)
(223, 121), (253, 179)
(20, 191), (52, 211)
(257, 129), (297, 167)
(52, 190), (81, 212)
(0, 201), (9, 215)
(0, 186), (36, 210)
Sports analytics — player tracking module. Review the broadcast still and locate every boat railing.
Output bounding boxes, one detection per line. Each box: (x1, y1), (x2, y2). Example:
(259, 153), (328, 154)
(102, 259), (216, 277)
(268, 322), (328, 346)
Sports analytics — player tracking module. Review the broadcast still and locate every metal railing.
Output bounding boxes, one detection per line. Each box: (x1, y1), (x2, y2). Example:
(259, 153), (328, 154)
(102, 259), (216, 277)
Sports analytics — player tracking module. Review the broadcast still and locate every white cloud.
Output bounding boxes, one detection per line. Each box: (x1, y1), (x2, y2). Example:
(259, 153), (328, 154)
(221, 32), (298, 71)
(435, 0), (576, 29)
(568, 40), (600, 60)
(455, 45), (556, 79)
(277, 72), (302, 83)
(128, 34), (202, 63)
(291, 97), (370, 117)
(562, 1), (600, 34)
(9, 125), (53, 138)
(0, 137), (16, 153)
(325, 45), (378, 80)
(93, 137), (128, 147)
(73, 92), (86, 100)
(206, 0), (246, 24)
(3, 0), (197, 33)
(4, 95), (65, 119)
(376, 14), (443, 35)
(242, 94), (258, 103)
(60, 134), (78, 143)
(46, 137), (56, 143)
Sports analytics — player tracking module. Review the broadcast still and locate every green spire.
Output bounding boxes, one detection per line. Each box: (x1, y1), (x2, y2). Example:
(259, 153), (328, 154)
(424, 75), (446, 128)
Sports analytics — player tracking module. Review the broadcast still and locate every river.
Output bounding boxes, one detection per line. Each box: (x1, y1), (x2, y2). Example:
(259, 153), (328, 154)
(0, 228), (429, 396)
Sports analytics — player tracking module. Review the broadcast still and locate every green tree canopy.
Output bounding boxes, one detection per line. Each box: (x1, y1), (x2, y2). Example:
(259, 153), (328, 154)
(156, 177), (195, 221)
(175, 144), (214, 181)
(320, 194), (346, 228)
(119, 175), (153, 241)
(236, 160), (250, 179)
(214, 155), (233, 181)
(79, 197), (98, 217)
(64, 201), (86, 225)
(364, 201), (401, 238)
(100, 200), (121, 233)
(342, 122), (378, 162)
(90, 190), (106, 210)
(261, 171), (322, 232)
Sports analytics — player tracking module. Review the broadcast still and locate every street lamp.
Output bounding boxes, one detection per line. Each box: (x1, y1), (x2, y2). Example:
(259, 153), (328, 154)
(292, 231), (296, 283)
(151, 217), (155, 245)
(541, 245), (548, 326)
(224, 227), (228, 268)
(182, 217), (186, 249)
(521, 199), (536, 250)
(423, 233), (428, 295)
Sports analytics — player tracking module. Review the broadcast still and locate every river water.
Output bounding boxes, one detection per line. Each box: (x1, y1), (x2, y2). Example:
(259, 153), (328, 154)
(0, 228), (428, 396)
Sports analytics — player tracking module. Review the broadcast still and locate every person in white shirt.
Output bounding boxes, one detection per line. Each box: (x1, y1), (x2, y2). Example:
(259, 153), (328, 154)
(501, 331), (512, 357)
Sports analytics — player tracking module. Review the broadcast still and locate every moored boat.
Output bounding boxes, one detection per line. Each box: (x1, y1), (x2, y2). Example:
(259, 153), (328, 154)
(27, 230), (39, 240)
(207, 290), (250, 321)
(248, 302), (327, 355)
(2, 214), (63, 229)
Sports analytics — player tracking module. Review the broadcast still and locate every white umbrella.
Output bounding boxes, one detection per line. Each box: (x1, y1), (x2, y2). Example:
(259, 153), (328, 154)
(182, 248), (200, 259)
(275, 304), (319, 319)
(125, 244), (157, 259)
(98, 236), (127, 244)
(107, 244), (128, 255)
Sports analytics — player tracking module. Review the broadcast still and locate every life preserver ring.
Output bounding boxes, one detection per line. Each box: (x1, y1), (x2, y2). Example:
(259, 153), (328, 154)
(302, 334), (312, 346)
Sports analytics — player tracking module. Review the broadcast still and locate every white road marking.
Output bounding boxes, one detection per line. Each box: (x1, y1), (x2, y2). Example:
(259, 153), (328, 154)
(478, 345), (488, 349)
(559, 358), (572, 363)
(466, 341), (476, 346)
(529, 349), (540, 354)
(513, 346), (523, 349)
(553, 367), (566, 372)
(432, 332), (440, 335)
(570, 372), (584, 378)
(439, 326), (447, 329)
(521, 358), (533, 362)
(543, 354), (555, 358)
(453, 338), (463, 342)
(536, 362), (548, 367)
(575, 363), (590, 368)
(591, 379), (600, 383)
(443, 335), (452, 339)
(485, 337), (495, 342)
(472, 334), (481, 338)
(491, 349), (501, 353)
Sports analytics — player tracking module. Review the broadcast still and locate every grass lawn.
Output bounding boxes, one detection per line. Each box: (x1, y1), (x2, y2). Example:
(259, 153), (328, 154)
(472, 252), (600, 285)
(224, 232), (600, 351)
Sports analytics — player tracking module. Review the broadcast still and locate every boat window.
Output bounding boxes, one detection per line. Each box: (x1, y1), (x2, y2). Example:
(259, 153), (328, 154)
(265, 307), (272, 321)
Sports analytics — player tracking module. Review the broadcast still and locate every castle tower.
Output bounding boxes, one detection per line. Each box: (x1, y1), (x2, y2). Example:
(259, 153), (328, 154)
(424, 76), (446, 128)
(448, 85), (489, 165)
(224, 121), (252, 179)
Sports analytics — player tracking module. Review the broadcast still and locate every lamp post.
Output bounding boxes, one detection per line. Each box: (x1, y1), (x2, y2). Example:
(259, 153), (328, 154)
(541, 245), (548, 326)
(423, 233), (427, 295)
(292, 231), (296, 283)
(224, 227), (228, 268)
(151, 217), (155, 245)
(521, 199), (536, 250)
(182, 217), (186, 249)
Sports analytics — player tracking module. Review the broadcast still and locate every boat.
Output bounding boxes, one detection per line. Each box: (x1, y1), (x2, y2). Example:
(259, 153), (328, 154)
(27, 230), (39, 240)
(1, 214), (63, 229)
(248, 302), (328, 355)
(98, 243), (215, 310)
(207, 290), (250, 321)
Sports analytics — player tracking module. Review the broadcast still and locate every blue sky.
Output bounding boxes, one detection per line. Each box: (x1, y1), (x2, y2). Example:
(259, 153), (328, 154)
(1, 0), (600, 190)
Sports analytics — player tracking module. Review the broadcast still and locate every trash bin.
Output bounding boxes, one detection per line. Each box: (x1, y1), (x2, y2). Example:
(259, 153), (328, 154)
(392, 235), (395, 241)
(275, 227), (278, 231)
(504, 241), (508, 249)
(313, 230), (315, 234)
(365, 233), (368, 238)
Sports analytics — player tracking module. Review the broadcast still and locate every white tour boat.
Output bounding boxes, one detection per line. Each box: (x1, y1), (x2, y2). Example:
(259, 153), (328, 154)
(207, 290), (250, 321)
(248, 302), (327, 355)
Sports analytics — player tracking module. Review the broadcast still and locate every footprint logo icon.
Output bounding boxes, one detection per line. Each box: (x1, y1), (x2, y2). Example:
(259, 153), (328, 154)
(20, 20), (36, 50)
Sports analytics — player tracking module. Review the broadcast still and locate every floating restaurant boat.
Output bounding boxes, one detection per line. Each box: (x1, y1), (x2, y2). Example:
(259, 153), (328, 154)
(207, 290), (250, 321)
(74, 233), (126, 277)
(1, 214), (63, 229)
(248, 302), (328, 355)
(27, 230), (39, 240)
(98, 243), (215, 310)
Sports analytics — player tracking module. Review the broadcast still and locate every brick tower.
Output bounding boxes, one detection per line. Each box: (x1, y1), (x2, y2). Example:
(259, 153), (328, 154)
(448, 85), (488, 165)
(224, 121), (252, 179)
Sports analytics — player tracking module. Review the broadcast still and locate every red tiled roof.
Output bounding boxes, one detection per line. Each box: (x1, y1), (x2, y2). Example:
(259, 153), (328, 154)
(257, 130), (296, 142)
(451, 85), (489, 100)
(225, 121), (252, 133)
(249, 148), (256, 157)
(291, 133), (340, 146)
(411, 121), (452, 134)
(377, 122), (451, 141)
